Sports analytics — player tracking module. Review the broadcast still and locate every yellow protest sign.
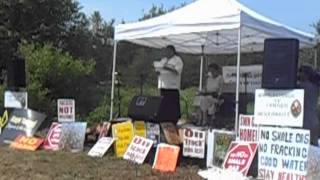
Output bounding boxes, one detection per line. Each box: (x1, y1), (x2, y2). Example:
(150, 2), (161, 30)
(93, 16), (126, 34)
(0, 110), (8, 133)
(112, 121), (134, 157)
(134, 121), (146, 138)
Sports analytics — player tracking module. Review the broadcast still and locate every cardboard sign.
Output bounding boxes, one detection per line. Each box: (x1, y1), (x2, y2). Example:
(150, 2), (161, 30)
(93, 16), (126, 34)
(153, 143), (180, 172)
(222, 65), (262, 93)
(160, 122), (181, 145)
(57, 99), (75, 122)
(43, 122), (62, 150)
(183, 128), (206, 158)
(98, 122), (111, 139)
(0, 109), (45, 144)
(258, 126), (310, 180)
(123, 136), (153, 164)
(59, 122), (86, 153)
(134, 121), (146, 137)
(10, 135), (43, 151)
(4, 91), (28, 109)
(146, 122), (160, 147)
(207, 129), (236, 168)
(88, 137), (114, 157)
(223, 142), (258, 175)
(239, 114), (258, 142)
(254, 89), (304, 127)
(112, 121), (134, 157)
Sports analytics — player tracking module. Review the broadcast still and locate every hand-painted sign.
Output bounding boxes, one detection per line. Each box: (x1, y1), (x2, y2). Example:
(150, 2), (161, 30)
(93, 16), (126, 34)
(153, 143), (180, 172)
(183, 128), (206, 158)
(10, 135), (43, 151)
(43, 122), (62, 150)
(238, 114), (258, 142)
(123, 136), (153, 164)
(57, 99), (75, 122)
(134, 121), (146, 138)
(88, 137), (114, 157)
(112, 121), (134, 157)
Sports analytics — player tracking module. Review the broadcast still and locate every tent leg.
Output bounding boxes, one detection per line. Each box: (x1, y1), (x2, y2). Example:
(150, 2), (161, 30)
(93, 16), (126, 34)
(199, 45), (204, 91)
(235, 26), (242, 136)
(314, 48), (318, 69)
(109, 41), (118, 121)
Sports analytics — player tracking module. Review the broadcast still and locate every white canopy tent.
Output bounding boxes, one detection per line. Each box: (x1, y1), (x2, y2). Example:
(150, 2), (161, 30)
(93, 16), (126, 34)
(111, 0), (316, 132)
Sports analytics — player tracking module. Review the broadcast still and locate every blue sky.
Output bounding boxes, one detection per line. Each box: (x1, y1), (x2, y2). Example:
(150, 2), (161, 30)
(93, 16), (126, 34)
(78, 0), (320, 34)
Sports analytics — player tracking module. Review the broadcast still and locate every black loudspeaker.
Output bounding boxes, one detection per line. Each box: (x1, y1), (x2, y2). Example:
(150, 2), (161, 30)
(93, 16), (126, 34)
(7, 58), (26, 88)
(262, 38), (299, 89)
(128, 95), (163, 122)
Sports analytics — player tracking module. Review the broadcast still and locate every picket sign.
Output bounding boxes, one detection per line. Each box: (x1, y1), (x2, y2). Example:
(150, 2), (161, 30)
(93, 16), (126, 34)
(43, 122), (62, 151)
(57, 99), (75, 122)
(238, 114), (258, 142)
(88, 137), (114, 158)
(134, 121), (146, 138)
(153, 143), (180, 172)
(183, 128), (206, 158)
(10, 135), (44, 151)
(112, 121), (134, 157)
(123, 136), (153, 164)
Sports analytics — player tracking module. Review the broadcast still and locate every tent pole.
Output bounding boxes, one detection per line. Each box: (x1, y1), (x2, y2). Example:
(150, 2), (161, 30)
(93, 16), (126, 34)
(314, 48), (318, 69)
(109, 41), (118, 121)
(235, 26), (242, 136)
(199, 45), (205, 91)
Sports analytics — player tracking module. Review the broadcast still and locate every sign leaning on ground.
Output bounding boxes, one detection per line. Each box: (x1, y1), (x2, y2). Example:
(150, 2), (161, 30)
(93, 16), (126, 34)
(133, 121), (146, 138)
(57, 99), (75, 122)
(254, 89), (304, 127)
(146, 122), (160, 147)
(112, 121), (134, 157)
(88, 137), (114, 158)
(238, 114), (258, 142)
(153, 143), (180, 172)
(183, 128), (206, 158)
(43, 122), (62, 151)
(123, 136), (153, 164)
(258, 126), (310, 180)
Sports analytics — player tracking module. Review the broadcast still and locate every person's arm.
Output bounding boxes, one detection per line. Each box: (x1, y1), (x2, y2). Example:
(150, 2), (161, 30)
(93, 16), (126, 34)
(163, 56), (183, 74)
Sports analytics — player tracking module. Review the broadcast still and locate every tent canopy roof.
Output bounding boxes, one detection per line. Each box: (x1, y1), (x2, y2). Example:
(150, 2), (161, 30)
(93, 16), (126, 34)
(115, 0), (316, 54)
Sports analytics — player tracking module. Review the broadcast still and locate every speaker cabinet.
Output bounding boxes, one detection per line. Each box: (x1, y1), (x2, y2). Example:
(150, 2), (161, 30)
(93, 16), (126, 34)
(262, 38), (299, 89)
(128, 95), (163, 122)
(7, 58), (26, 88)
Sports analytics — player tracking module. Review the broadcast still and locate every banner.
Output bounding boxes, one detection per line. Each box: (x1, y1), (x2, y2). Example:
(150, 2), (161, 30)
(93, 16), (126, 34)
(59, 122), (86, 153)
(112, 121), (134, 157)
(153, 143), (180, 172)
(223, 142), (258, 175)
(123, 136), (153, 164)
(254, 89), (304, 127)
(57, 99), (75, 122)
(160, 122), (181, 145)
(0, 109), (46, 144)
(146, 122), (160, 147)
(238, 115), (258, 142)
(222, 65), (262, 93)
(88, 137), (114, 158)
(183, 128), (206, 158)
(43, 122), (62, 151)
(134, 121), (146, 138)
(10, 135), (43, 151)
(258, 126), (310, 180)
(4, 91), (27, 109)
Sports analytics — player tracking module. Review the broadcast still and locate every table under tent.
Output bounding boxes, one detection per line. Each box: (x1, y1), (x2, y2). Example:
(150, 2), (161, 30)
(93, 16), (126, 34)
(110, 0), (316, 133)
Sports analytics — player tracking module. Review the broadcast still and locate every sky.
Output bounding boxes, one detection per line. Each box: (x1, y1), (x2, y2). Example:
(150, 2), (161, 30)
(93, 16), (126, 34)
(78, 0), (320, 34)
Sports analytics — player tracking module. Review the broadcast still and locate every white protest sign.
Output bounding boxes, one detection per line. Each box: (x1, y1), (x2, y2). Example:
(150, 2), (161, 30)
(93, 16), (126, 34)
(88, 137), (114, 157)
(57, 99), (75, 122)
(254, 89), (304, 127)
(258, 126), (310, 180)
(183, 128), (206, 158)
(223, 65), (262, 93)
(4, 91), (27, 109)
(146, 122), (160, 147)
(239, 115), (258, 142)
(123, 135), (153, 164)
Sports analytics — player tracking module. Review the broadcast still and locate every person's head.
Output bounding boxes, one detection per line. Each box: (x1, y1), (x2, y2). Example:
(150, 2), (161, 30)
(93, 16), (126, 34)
(208, 63), (221, 78)
(163, 45), (176, 58)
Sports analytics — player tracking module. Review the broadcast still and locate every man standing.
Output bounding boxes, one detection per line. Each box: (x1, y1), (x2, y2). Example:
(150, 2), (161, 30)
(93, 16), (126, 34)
(154, 45), (183, 124)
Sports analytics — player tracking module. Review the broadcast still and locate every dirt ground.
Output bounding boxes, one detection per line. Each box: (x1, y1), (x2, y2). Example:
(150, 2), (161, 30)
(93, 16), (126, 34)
(0, 146), (203, 180)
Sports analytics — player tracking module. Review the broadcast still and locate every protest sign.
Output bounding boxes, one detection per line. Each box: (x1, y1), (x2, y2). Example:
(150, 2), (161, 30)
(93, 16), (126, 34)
(254, 89), (304, 127)
(112, 121), (134, 157)
(239, 115), (258, 142)
(123, 136), (153, 164)
(153, 143), (180, 172)
(0, 109), (45, 144)
(146, 122), (160, 147)
(223, 142), (258, 175)
(160, 122), (181, 145)
(0, 110), (8, 134)
(59, 122), (86, 153)
(134, 121), (146, 138)
(98, 122), (111, 139)
(222, 65), (262, 93)
(43, 122), (62, 151)
(4, 91), (27, 109)
(183, 128), (206, 158)
(88, 137), (114, 157)
(57, 99), (75, 122)
(207, 129), (235, 167)
(10, 135), (43, 151)
(258, 126), (310, 180)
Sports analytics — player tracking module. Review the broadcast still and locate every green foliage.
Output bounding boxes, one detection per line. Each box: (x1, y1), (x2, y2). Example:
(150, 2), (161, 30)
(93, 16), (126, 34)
(19, 43), (95, 117)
